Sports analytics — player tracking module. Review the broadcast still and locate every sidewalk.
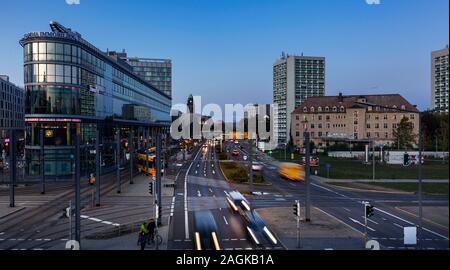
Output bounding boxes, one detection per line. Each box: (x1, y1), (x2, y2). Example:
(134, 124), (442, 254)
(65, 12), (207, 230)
(257, 206), (364, 250)
(80, 172), (176, 250)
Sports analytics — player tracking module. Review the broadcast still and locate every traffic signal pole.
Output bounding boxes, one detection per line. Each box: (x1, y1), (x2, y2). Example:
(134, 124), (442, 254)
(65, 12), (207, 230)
(129, 131), (134, 185)
(9, 129), (16, 208)
(116, 131), (121, 194)
(95, 130), (101, 206)
(363, 202), (368, 245)
(74, 133), (81, 246)
(40, 129), (46, 195)
(156, 133), (162, 226)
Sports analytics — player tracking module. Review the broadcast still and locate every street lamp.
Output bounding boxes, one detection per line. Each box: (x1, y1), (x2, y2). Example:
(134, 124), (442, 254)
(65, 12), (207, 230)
(355, 101), (423, 249)
(301, 118), (311, 222)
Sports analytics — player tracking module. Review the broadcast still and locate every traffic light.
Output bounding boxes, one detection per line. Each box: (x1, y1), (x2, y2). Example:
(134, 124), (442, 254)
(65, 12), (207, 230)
(365, 204), (375, 218)
(403, 153), (410, 166)
(293, 201), (300, 217)
(149, 181), (154, 195)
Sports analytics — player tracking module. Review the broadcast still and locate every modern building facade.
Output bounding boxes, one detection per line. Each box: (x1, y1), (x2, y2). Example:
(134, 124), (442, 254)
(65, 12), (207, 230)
(291, 93), (420, 148)
(108, 50), (172, 98)
(20, 21), (171, 177)
(273, 53), (325, 145)
(431, 46), (449, 112)
(0, 75), (25, 130)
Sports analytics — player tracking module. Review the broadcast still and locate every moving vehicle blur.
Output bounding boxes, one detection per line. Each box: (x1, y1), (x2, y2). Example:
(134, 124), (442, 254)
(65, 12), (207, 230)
(278, 162), (305, 181)
(231, 149), (240, 157)
(226, 191), (251, 213)
(193, 211), (221, 250)
(242, 210), (278, 247)
(252, 161), (263, 171)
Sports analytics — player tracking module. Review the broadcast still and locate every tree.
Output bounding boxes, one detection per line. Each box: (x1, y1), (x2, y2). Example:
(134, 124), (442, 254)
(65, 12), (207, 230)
(421, 112), (449, 151)
(393, 117), (417, 150)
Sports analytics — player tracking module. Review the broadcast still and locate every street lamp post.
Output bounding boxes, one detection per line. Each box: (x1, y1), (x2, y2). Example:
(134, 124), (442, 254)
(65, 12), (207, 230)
(355, 101), (424, 249)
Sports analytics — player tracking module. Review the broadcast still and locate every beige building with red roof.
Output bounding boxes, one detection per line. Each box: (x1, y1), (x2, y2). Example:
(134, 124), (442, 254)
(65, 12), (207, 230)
(291, 93), (420, 148)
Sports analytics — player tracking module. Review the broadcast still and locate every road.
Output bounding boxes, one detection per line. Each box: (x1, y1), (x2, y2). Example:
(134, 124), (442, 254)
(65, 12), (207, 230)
(234, 140), (449, 250)
(167, 142), (284, 250)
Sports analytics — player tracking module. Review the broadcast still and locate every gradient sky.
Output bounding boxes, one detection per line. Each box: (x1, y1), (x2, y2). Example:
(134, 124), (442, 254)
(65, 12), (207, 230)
(0, 0), (448, 112)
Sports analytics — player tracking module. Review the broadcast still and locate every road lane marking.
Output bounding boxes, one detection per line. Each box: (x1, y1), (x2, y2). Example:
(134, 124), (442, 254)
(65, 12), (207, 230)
(102, 221), (113, 225)
(223, 216), (229, 225)
(185, 147), (202, 240)
(88, 218), (102, 222)
(209, 188), (213, 193)
(422, 227), (449, 240)
(197, 190), (202, 197)
(343, 208), (351, 212)
(361, 216), (379, 225)
(349, 217), (376, 232)
(393, 223), (403, 229)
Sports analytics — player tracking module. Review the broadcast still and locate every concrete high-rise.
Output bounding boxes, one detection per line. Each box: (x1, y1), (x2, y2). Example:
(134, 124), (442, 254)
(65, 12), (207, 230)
(273, 53), (325, 145)
(431, 46), (449, 112)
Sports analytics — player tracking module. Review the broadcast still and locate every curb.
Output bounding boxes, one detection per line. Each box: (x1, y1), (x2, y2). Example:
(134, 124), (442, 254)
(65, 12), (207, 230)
(323, 182), (414, 195)
(0, 206), (26, 220)
(218, 161), (272, 187)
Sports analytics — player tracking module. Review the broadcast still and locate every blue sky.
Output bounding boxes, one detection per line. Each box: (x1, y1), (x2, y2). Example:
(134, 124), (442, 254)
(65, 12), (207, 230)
(0, 0), (448, 111)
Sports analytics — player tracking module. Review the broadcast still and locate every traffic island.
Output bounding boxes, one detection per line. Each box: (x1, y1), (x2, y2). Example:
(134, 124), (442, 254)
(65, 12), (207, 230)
(256, 207), (364, 250)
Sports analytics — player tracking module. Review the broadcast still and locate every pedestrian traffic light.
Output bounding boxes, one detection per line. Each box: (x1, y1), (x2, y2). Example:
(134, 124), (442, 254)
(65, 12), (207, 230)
(293, 201), (300, 217)
(365, 204), (375, 218)
(149, 181), (154, 195)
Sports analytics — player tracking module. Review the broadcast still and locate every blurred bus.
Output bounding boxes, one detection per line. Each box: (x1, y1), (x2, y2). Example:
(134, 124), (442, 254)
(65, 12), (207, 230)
(136, 147), (164, 177)
(278, 162), (305, 181)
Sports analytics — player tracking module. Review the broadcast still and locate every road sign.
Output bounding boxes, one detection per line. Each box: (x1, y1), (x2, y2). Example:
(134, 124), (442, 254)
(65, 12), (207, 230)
(366, 240), (380, 250)
(404, 227), (417, 245)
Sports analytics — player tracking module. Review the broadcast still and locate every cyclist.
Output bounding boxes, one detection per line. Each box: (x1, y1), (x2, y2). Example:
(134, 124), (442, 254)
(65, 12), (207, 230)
(147, 219), (156, 244)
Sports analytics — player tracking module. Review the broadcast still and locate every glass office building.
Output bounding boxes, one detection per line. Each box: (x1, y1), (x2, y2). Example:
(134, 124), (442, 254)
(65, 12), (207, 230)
(20, 21), (171, 177)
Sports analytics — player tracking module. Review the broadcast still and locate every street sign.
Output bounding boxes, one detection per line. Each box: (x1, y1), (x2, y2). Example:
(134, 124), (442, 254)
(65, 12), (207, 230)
(404, 227), (417, 245)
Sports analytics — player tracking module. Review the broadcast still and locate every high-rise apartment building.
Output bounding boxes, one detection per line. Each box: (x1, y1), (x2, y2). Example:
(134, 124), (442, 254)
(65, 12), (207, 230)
(431, 46), (449, 112)
(108, 50), (172, 98)
(273, 53), (325, 144)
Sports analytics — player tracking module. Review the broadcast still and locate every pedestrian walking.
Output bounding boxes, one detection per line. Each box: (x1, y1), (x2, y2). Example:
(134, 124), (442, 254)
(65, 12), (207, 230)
(137, 222), (149, 250)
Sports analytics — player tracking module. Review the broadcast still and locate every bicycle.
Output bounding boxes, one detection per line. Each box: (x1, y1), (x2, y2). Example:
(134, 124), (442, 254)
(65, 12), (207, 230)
(148, 226), (163, 249)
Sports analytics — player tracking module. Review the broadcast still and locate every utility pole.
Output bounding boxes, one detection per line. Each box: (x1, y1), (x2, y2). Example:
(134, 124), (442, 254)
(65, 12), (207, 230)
(40, 129), (45, 195)
(95, 130), (101, 206)
(74, 132), (81, 246)
(116, 130), (121, 194)
(156, 133), (162, 226)
(9, 129), (16, 208)
(305, 132), (311, 222)
(248, 139), (253, 194)
(418, 115), (423, 249)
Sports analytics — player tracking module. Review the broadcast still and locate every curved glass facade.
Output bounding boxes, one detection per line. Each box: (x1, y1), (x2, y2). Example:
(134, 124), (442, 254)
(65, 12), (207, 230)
(21, 22), (172, 177)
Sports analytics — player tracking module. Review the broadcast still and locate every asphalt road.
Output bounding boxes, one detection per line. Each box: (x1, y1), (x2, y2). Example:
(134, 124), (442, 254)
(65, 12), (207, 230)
(167, 142), (284, 250)
(235, 141), (449, 250)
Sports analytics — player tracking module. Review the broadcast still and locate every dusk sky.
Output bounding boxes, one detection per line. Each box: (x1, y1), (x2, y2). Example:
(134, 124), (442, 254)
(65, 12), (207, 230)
(0, 0), (448, 112)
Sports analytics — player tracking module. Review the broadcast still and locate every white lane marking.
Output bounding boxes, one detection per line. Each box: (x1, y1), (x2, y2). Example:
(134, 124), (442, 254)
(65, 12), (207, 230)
(231, 238), (238, 241)
(393, 223), (403, 229)
(212, 170), (215, 174)
(349, 217), (376, 232)
(185, 147), (201, 240)
(209, 188), (213, 193)
(361, 216), (379, 225)
(195, 171), (197, 174)
(102, 221), (113, 225)
(88, 218), (102, 222)
(223, 216), (229, 225)
(375, 207), (449, 240)
(170, 197), (175, 217)
(197, 190), (202, 197)
(44, 239), (51, 241)
(343, 208), (351, 212)
(0, 232), (4, 235)
(80, 215), (89, 219)
(212, 164), (214, 168)
(423, 227), (449, 240)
